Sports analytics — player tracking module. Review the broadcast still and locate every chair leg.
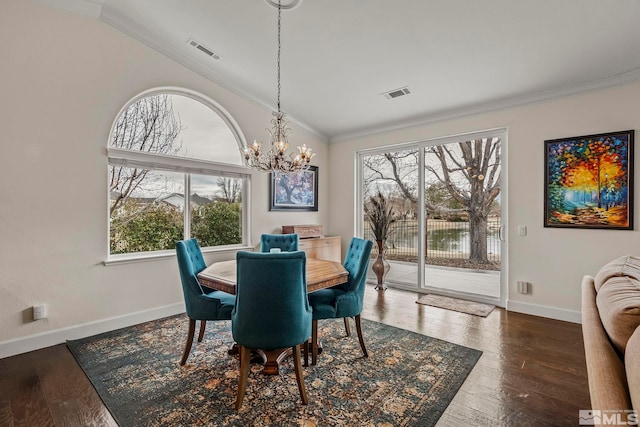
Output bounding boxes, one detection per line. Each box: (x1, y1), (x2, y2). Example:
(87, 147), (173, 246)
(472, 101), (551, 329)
(180, 319), (196, 366)
(303, 338), (309, 367)
(236, 345), (251, 410)
(355, 314), (368, 358)
(343, 317), (351, 336)
(197, 320), (206, 342)
(311, 319), (319, 366)
(292, 344), (308, 405)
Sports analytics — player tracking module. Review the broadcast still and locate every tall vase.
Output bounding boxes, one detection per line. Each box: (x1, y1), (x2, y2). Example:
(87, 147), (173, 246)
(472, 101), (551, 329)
(372, 240), (390, 291)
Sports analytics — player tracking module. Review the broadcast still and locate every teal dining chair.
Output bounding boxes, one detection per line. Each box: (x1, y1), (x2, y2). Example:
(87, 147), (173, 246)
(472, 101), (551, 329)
(232, 250), (312, 410)
(175, 238), (235, 366)
(307, 237), (373, 366)
(260, 233), (299, 252)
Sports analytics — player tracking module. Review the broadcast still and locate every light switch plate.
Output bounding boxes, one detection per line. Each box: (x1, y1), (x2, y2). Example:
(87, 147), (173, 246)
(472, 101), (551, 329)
(33, 304), (47, 320)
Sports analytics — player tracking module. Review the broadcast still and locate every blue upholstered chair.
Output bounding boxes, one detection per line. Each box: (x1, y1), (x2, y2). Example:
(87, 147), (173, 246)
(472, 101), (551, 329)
(232, 251), (312, 409)
(260, 233), (299, 252)
(175, 238), (235, 366)
(307, 237), (373, 365)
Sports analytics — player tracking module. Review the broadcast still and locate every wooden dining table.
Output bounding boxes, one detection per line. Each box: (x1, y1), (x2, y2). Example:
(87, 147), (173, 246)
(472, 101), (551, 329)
(197, 257), (348, 374)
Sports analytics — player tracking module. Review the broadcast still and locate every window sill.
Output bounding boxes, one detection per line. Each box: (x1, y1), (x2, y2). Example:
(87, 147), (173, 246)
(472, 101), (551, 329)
(103, 244), (254, 266)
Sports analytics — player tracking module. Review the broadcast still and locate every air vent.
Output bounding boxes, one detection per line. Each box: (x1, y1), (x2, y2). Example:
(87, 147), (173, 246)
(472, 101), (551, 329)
(382, 86), (412, 99)
(187, 38), (222, 60)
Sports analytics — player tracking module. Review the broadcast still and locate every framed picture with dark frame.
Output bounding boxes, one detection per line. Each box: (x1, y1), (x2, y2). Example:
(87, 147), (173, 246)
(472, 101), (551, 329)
(544, 129), (634, 230)
(269, 166), (318, 211)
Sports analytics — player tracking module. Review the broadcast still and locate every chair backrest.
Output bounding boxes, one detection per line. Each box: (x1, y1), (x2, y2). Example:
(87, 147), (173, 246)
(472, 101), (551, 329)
(176, 238), (207, 315)
(232, 251), (311, 350)
(260, 233), (299, 252)
(341, 237), (374, 302)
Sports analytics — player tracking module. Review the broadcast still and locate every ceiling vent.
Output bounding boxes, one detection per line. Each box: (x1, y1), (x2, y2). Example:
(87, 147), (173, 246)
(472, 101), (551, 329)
(382, 86), (412, 99)
(187, 38), (222, 60)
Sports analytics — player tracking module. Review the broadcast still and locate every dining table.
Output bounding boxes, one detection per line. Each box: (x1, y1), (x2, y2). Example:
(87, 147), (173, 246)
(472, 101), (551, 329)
(197, 257), (348, 374)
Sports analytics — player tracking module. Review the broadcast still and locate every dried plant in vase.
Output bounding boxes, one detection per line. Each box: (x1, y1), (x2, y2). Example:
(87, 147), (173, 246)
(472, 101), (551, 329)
(364, 190), (397, 290)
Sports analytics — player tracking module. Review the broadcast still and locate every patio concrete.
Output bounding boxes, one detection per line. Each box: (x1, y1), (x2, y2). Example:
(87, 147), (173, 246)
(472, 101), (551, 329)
(367, 260), (500, 299)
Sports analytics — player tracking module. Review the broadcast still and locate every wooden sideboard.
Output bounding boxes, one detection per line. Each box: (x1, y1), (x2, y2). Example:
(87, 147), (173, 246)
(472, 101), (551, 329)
(299, 236), (341, 263)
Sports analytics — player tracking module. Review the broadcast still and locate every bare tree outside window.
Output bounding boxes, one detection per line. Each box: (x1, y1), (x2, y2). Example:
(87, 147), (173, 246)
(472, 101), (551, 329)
(109, 95), (183, 215)
(426, 138), (501, 263)
(216, 177), (242, 203)
(362, 137), (501, 266)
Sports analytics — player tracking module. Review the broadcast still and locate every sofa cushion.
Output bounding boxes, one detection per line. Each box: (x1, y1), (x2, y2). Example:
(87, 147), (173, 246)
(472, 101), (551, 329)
(595, 255), (640, 291)
(626, 326), (640, 412)
(595, 255), (640, 355)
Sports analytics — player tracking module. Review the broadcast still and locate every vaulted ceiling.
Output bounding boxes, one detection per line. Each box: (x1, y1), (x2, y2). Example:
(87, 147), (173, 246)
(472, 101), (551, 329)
(70, 0), (640, 141)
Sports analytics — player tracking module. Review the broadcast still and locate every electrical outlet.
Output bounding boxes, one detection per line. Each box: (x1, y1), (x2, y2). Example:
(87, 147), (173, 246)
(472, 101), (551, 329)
(33, 304), (47, 320)
(517, 281), (530, 294)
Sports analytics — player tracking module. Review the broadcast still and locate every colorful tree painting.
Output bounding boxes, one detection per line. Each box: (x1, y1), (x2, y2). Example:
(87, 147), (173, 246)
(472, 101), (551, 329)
(544, 130), (634, 229)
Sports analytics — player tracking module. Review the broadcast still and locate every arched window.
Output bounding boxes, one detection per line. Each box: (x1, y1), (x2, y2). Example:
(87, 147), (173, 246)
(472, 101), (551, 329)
(107, 89), (250, 258)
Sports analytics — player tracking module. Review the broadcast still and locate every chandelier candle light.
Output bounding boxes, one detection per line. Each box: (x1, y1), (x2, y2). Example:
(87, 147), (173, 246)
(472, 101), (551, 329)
(243, 0), (314, 174)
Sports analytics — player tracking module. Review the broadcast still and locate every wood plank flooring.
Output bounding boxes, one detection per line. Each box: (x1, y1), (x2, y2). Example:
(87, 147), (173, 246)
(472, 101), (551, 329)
(0, 343), (117, 426)
(361, 286), (590, 426)
(0, 285), (589, 426)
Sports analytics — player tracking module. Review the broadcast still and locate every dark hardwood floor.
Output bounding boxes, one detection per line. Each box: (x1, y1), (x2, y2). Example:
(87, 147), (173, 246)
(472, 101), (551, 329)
(362, 286), (590, 426)
(1, 285), (589, 426)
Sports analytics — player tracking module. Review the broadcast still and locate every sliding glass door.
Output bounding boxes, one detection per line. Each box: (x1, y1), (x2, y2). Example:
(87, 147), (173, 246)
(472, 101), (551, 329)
(362, 149), (419, 288)
(359, 130), (506, 305)
(423, 137), (502, 300)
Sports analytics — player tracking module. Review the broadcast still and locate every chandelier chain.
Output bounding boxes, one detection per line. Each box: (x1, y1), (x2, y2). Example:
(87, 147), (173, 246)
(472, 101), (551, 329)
(277, 0), (281, 114)
(242, 0), (315, 174)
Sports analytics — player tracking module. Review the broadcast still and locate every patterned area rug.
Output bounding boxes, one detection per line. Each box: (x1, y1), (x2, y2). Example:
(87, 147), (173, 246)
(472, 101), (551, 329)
(67, 315), (481, 426)
(416, 294), (495, 317)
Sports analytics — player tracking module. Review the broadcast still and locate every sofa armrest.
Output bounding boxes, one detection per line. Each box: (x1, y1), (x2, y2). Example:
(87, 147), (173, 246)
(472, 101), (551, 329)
(582, 275), (632, 413)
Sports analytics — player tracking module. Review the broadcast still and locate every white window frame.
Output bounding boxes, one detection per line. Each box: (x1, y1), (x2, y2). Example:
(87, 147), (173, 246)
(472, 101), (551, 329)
(105, 87), (253, 264)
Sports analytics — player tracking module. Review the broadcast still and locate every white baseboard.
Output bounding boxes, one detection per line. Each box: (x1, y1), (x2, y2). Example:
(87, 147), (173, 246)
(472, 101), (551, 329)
(0, 298), (580, 359)
(0, 302), (186, 359)
(506, 300), (581, 324)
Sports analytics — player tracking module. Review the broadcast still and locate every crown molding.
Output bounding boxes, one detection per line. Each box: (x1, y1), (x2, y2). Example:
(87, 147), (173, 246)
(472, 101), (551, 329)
(330, 67), (640, 143)
(620, 66), (640, 85)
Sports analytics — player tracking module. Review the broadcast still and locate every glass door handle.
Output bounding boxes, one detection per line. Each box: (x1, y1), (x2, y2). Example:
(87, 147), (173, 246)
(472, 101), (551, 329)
(498, 225), (505, 242)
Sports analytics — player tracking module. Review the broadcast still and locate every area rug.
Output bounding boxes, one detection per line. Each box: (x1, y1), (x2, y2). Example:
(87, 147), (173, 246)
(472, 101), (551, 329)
(416, 294), (495, 317)
(67, 315), (481, 426)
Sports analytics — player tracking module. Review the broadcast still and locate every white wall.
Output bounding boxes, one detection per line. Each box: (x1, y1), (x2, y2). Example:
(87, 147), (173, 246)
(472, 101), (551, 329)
(0, 0), (328, 354)
(328, 82), (640, 322)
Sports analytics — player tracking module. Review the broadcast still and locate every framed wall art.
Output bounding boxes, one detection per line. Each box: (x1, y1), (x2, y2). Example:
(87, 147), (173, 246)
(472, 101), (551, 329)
(269, 166), (318, 211)
(544, 130), (634, 229)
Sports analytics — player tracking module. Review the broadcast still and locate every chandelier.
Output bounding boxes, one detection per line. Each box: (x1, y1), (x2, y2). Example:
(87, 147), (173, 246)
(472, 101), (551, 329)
(243, 0), (314, 174)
